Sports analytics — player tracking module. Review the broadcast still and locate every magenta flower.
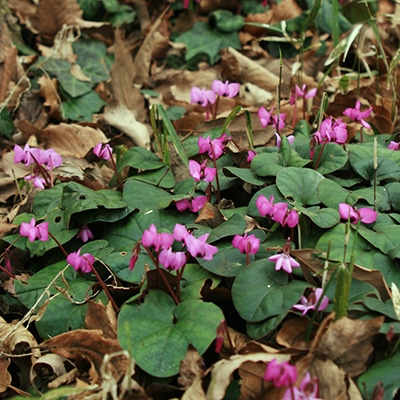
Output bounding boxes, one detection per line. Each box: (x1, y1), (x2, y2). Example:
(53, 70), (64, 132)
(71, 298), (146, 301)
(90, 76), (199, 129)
(256, 194), (275, 218)
(275, 132), (295, 148)
(93, 143), (113, 160)
(284, 372), (322, 400)
(77, 225), (94, 243)
(159, 248), (187, 271)
(314, 117), (348, 144)
(232, 233), (260, 255)
(268, 238), (300, 274)
(290, 84), (317, 105)
(388, 141), (400, 150)
(67, 249), (94, 273)
(42, 148), (62, 169)
(343, 100), (372, 128)
(339, 203), (377, 224)
(173, 223), (190, 242)
(176, 196), (207, 213)
(246, 149), (257, 163)
(24, 174), (47, 189)
(142, 224), (174, 252)
(20, 218), (49, 242)
(273, 203), (299, 228)
(184, 232), (218, 260)
(292, 288), (329, 316)
(190, 87), (216, 107)
(188, 160), (216, 182)
(198, 133), (227, 159)
(258, 107), (286, 130)
(14, 144), (36, 166)
(212, 80), (240, 98)
(264, 358), (298, 388)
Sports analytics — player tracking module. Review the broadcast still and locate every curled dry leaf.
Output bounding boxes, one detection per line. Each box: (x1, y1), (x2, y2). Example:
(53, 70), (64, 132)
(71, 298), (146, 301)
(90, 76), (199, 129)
(179, 346), (206, 400)
(85, 299), (118, 340)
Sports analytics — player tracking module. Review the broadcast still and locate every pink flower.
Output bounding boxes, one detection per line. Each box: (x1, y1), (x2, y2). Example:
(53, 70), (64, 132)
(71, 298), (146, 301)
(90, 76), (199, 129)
(275, 132), (295, 148)
(215, 320), (226, 353)
(198, 134), (227, 159)
(190, 87), (216, 107)
(284, 372), (322, 400)
(256, 194), (275, 218)
(42, 148), (62, 169)
(142, 224), (174, 252)
(14, 144), (35, 166)
(159, 248), (187, 270)
(184, 232), (218, 260)
(77, 225), (94, 243)
(339, 203), (377, 224)
(173, 223), (190, 242)
(388, 141), (400, 150)
(93, 143), (113, 160)
(343, 100), (372, 128)
(20, 218), (49, 242)
(314, 117), (348, 144)
(188, 160), (216, 182)
(292, 288), (329, 316)
(290, 84), (317, 105)
(258, 107), (286, 130)
(232, 233), (260, 255)
(273, 203), (299, 228)
(247, 149), (257, 162)
(129, 244), (141, 270)
(212, 80), (240, 98)
(264, 358), (297, 387)
(176, 196), (207, 213)
(67, 249), (94, 273)
(24, 174), (47, 189)
(268, 238), (300, 274)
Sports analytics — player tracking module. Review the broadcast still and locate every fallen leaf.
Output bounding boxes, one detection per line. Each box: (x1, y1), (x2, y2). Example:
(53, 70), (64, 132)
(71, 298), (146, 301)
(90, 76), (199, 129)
(178, 346), (205, 390)
(85, 299), (118, 340)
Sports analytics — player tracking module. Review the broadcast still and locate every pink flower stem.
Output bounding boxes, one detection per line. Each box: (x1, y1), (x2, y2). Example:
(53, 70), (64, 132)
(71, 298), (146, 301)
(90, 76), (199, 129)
(212, 96), (220, 120)
(47, 231), (119, 311)
(143, 246), (180, 305)
(30, 153), (52, 187)
(292, 93), (298, 128)
(211, 143), (221, 203)
(107, 147), (123, 189)
(223, 319), (236, 354)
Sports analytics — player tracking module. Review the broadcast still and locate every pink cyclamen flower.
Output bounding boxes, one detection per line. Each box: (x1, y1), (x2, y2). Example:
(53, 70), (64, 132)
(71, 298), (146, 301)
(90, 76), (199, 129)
(77, 225), (94, 243)
(290, 84), (317, 105)
(215, 320), (226, 353)
(188, 159), (216, 182)
(190, 87), (216, 107)
(232, 233), (260, 255)
(338, 203), (377, 224)
(93, 143), (113, 160)
(14, 144), (36, 166)
(388, 141), (400, 150)
(24, 174), (47, 189)
(20, 218), (49, 242)
(314, 117), (348, 145)
(275, 132), (295, 148)
(142, 224), (174, 252)
(247, 149), (257, 163)
(212, 80), (240, 98)
(273, 203), (299, 228)
(159, 248), (187, 270)
(184, 232), (218, 260)
(173, 223), (190, 242)
(343, 100), (372, 128)
(264, 358), (298, 388)
(67, 249), (94, 273)
(176, 196), (207, 213)
(268, 238), (300, 274)
(258, 107), (286, 130)
(198, 133), (227, 159)
(284, 372), (322, 400)
(42, 148), (62, 169)
(256, 194), (275, 218)
(292, 288), (329, 316)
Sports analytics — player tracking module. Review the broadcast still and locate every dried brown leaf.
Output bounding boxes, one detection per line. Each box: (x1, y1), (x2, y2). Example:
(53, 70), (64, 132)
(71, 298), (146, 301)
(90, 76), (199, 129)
(30, 0), (82, 41)
(37, 75), (61, 120)
(85, 299), (118, 340)
(276, 318), (314, 351)
(238, 360), (265, 400)
(39, 123), (108, 157)
(40, 329), (128, 381)
(0, 358), (12, 393)
(178, 346), (205, 390)
(314, 316), (384, 377)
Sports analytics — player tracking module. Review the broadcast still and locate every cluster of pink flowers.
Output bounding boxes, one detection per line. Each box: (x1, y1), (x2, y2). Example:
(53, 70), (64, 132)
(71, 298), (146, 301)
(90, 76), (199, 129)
(189, 159), (216, 182)
(256, 194), (299, 228)
(264, 359), (321, 399)
(258, 106), (286, 131)
(175, 196), (207, 213)
(232, 233), (260, 256)
(14, 144), (62, 189)
(339, 203), (377, 225)
(138, 223), (218, 271)
(313, 116), (348, 145)
(190, 80), (240, 119)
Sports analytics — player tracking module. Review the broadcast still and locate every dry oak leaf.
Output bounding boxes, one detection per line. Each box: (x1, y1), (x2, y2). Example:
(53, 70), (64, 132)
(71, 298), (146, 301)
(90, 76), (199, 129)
(30, 0), (83, 42)
(85, 299), (118, 340)
(40, 329), (129, 382)
(178, 346), (205, 390)
(39, 123), (108, 157)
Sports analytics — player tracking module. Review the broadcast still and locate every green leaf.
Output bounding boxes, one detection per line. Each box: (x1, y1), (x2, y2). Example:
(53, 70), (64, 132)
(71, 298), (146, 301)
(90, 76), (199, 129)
(223, 166), (268, 186)
(352, 156), (400, 184)
(358, 350), (400, 400)
(62, 90), (106, 121)
(318, 178), (357, 209)
(41, 58), (92, 98)
(276, 167), (325, 206)
(312, 143), (348, 174)
(118, 290), (223, 377)
(232, 259), (309, 322)
(118, 147), (165, 171)
(209, 10), (244, 33)
(246, 314), (288, 340)
(175, 22), (241, 65)
(251, 151), (285, 177)
(297, 205), (340, 228)
(0, 108), (15, 138)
